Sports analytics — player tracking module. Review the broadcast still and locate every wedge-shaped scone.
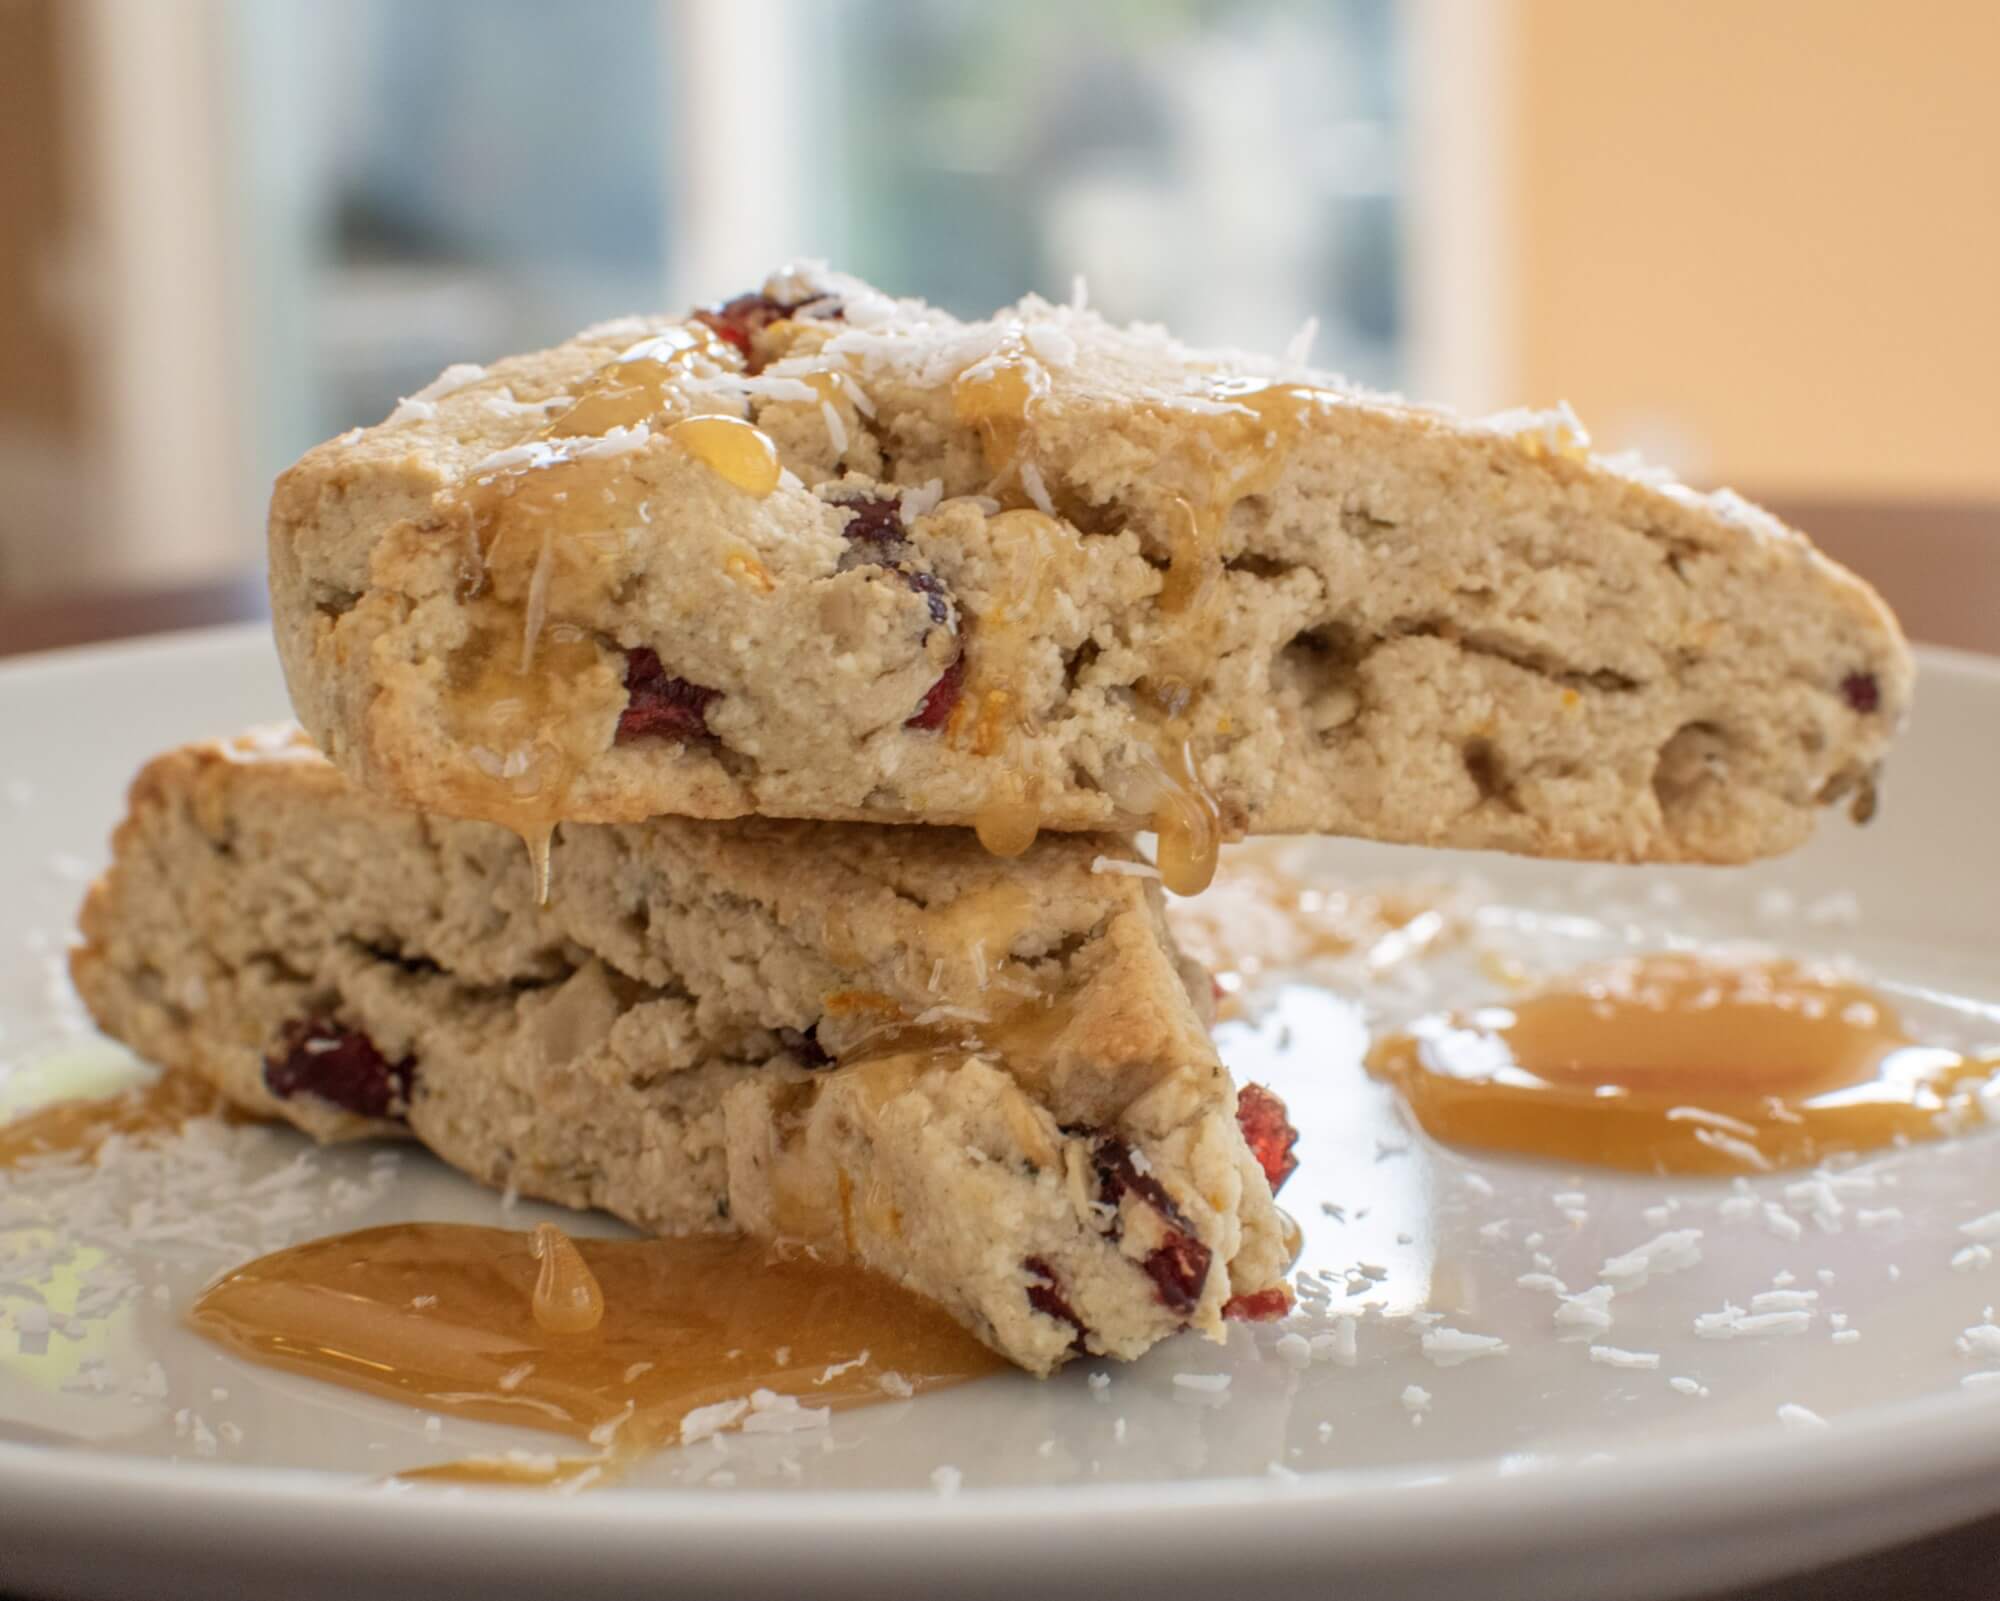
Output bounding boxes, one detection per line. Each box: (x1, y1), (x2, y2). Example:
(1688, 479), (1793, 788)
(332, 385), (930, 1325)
(271, 265), (1910, 888)
(71, 730), (1292, 1373)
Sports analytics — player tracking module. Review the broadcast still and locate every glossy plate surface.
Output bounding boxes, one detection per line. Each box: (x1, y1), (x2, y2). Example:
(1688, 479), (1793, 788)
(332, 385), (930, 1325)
(4, 625), (1999, 1601)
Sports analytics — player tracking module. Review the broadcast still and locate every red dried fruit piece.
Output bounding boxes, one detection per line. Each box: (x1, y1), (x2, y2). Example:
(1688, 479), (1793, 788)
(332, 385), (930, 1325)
(1093, 1136), (1214, 1317)
(615, 647), (721, 743)
(1223, 1287), (1292, 1322)
(263, 1017), (414, 1121)
(907, 653), (966, 731)
(1023, 1255), (1090, 1352)
(1140, 1231), (1211, 1315)
(693, 292), (844, 370)
(776, 1024), (833, 1069)
(1841, 671), (1881, 713)
(1235, 1083), (1300, 1194)
(834, 495), (906, 545)
(825, 492), (966, 731)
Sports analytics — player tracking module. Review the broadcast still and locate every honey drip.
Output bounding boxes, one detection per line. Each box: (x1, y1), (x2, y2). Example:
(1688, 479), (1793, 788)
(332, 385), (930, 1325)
(665, 414), (781, 497)
(1369, 954), (2000, 1174)
(973, 773), (1041, 859)
(530, 1223), (605, 1334)
(944, 509), (1071, 862)
(949, 350), (1322, 894)
(0, 1071), (233, 1169)
(189, 1223), (1003, 1487)
(1142, 727), (1224, 899)
(433, 321), (770, 896)
(1132, 384), (1316, 898)
(951, 333), (1049, 471)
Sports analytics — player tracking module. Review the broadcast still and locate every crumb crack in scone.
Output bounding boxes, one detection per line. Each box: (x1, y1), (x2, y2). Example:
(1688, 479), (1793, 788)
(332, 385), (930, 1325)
(71, 732), (1290, 1375)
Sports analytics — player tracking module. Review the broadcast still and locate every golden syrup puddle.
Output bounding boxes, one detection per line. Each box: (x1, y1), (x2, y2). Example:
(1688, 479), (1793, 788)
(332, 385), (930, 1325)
(949, 349), (1323, 895)
(432, 324), (779, 897)
(0, 1070), (235, 1169)
(1368, 953), (2000, 1174)
(189, 1223), (1003, 1488)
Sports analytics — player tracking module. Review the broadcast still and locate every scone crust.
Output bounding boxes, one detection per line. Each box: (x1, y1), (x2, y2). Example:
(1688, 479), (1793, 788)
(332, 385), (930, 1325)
(272, 266), (1911, 866)
(71, 732), (1287, 1372)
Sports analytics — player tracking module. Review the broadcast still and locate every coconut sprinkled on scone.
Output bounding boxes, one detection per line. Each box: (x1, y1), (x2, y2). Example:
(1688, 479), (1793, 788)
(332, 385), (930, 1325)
(268, 263), (1911, 889)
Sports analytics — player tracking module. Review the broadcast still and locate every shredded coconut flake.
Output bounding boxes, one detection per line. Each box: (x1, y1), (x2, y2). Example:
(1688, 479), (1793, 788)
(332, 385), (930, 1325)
(1090, 855), (1162, 880)
(680, 1398), (749, 1444)
(1555, 1285), (1616, 1334)
(819, 399), (848, 456)
(1283, 316), (1320, 368)
(1422, 1327), (1509, 1367)
(741, 1389), (831, 1434)
(1019, 461), (1056, 518)
(1599, 1229), (1704, 1290)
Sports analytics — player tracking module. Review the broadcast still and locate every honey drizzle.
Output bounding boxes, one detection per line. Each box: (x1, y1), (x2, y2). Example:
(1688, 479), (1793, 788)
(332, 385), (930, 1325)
(188, 1223), (1002, 1488)
(0, 1070), (234, 1169)
(949, 352), (1320, 895)
(1369, 954), (2000, 1174)
(1131, 383), (1313, 896)
(944, 508), (1069, 861)
(433, 323), (781, 897)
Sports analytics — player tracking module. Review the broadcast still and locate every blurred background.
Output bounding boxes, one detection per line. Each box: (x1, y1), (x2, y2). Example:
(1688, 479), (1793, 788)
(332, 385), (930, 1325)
(0, 0), (1994, 644)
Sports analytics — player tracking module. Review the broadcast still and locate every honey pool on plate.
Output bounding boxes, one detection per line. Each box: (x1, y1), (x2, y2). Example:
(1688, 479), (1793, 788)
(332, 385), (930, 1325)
(1368, 952), (1999, 1174)
(190, 1222), (1001, 1486)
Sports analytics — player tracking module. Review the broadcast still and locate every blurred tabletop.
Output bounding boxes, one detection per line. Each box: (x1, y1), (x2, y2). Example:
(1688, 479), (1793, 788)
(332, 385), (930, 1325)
(0, 502), (1995, 1601)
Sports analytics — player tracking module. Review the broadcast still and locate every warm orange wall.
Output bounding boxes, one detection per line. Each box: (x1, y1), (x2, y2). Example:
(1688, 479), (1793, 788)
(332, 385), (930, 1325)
(1515, 0), (2000, 496)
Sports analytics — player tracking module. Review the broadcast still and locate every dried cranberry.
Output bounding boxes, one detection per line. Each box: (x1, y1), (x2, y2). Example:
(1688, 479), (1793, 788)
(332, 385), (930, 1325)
(264, 1018), (414, 1121)
(835, 495), (906, 545)
(1223, 1287), (1292, 1322)
(615, 648), (720, 743)
(693, 292), (843, 369)
(1141, 1232), (1211, 1315)
(1093, 1136), (1214, 1317)
(1841, 671), (1881, 713)
(825, 492), (965, 730)
(906, 653), (966, 731)
(777, 1024), (832, 1069)
(1023, 1255), (1090, 1352)
(1235, 1084), (1300, 1194)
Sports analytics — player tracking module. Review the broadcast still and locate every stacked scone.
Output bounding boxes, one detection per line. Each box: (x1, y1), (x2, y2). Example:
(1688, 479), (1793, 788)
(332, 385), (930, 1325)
(74, 264), (1910, 1373)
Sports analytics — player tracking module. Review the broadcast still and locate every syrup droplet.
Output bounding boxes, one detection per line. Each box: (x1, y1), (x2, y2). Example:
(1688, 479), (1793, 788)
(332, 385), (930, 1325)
(189, 1223), (1003, 1488)
(951, 334), (1048, 472)
(1147, 734), (1222, 898)
(1369, 953), (2000, 1174)
(530, 1223), (605, 1335)
(666, 414), (781, 497)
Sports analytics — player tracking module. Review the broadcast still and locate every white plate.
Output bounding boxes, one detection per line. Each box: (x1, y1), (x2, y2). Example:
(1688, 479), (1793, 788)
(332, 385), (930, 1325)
(4, 625), (2000, 1601)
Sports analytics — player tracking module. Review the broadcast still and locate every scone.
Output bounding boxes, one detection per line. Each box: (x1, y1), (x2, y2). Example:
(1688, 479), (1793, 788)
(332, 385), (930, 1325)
(70, 729), (1294, 1374)
(269, 264), (1911, 890)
